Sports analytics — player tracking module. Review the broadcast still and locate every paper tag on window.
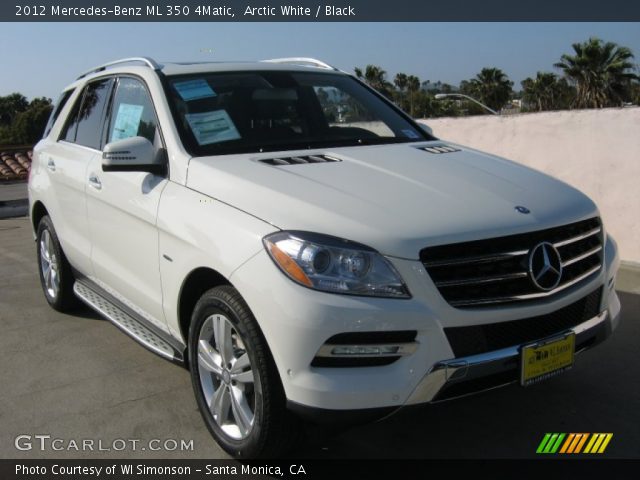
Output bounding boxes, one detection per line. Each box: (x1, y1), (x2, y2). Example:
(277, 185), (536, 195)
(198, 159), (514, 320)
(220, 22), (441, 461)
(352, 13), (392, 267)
(111, 103), (144, 142)
(402, 129), (420, 139)
(174, 79), (217, 101)
(185, 110), (241, 145)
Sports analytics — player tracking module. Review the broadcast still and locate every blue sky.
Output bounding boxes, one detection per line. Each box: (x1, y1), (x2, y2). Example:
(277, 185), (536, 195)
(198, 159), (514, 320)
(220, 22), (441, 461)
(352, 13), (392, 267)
(1, 22), (639, 99)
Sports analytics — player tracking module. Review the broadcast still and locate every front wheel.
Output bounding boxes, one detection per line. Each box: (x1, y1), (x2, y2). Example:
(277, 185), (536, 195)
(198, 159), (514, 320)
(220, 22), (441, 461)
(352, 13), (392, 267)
(188, 285), (301, 458)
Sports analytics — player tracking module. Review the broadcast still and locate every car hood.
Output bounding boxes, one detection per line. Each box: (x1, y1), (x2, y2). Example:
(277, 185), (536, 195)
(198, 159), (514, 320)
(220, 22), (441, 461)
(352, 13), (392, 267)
(186, 142), (597, 259)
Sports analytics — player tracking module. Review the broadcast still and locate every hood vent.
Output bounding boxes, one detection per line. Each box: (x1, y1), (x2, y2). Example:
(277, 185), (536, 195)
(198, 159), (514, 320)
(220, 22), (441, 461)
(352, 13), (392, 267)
(259, 154), (341, 166)
(419, 144), (461, 154)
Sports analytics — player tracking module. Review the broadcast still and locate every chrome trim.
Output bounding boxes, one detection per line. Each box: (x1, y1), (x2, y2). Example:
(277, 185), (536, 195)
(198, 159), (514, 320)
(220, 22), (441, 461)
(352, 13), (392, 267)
(553, 227), (602, 248)
(405, 310), (608, 405)
(315, 342), (418, 358)
(73, 281), (178, 361)
(435, 271), (528, 288)
(450, 263), (602, 307)
(77, 56), (162, 79)
(423, 250), (528, 268)
(262, 57), (337, 71)
(562, 245), (603, 267)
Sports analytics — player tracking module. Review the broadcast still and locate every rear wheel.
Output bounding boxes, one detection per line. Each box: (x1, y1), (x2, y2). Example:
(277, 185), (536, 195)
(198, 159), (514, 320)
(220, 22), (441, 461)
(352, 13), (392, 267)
(188, 285), (301, 458)
(36, 215), (80, 312)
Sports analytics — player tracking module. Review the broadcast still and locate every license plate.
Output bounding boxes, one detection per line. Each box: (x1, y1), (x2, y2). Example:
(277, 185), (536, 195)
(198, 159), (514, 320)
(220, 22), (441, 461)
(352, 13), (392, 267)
(521, 333), (575, 386)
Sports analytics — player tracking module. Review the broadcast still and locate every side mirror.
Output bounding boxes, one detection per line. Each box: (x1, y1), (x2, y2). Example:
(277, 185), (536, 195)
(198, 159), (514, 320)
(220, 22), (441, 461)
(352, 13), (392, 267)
(418, 122), (434, 136)
(102, 136), (165, 174)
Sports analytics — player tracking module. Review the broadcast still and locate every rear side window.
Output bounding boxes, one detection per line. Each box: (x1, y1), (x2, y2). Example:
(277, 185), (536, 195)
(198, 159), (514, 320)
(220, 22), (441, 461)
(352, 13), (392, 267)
(74, 78), (113, 149)
(44, 89), (74, 137)
(107, 77), (158, 144)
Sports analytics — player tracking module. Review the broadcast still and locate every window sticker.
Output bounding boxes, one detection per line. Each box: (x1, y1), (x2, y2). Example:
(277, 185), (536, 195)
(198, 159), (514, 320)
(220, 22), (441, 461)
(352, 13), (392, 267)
(402, 129), (420, 139)
(185, 110), (241, 145)
(173, 79), (217, 101)
(111, 103), (144, 142)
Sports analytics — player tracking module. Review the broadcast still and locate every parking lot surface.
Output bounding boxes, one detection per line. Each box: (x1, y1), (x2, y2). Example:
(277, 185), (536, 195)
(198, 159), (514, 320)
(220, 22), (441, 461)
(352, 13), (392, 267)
(1, 216), (638, 459)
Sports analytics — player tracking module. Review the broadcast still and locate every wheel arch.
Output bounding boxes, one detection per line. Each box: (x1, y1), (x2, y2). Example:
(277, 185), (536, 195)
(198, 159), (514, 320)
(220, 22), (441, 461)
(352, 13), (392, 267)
(178, 266), (231, 358)
(31, 201), (49, 235)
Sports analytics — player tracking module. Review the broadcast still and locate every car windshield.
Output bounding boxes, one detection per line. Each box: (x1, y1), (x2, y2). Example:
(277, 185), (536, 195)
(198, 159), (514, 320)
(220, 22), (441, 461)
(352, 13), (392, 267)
(164, 70), (430, 156)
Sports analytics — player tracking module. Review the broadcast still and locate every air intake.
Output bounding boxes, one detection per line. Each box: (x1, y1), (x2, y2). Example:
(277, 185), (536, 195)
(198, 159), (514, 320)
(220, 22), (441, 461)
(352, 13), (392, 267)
(418, 144), (461, 154)
(259, 154), (341, 166)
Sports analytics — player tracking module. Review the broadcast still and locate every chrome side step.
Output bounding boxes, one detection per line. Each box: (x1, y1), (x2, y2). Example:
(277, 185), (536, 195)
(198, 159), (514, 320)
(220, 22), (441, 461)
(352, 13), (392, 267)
(73, 281), (182, 362)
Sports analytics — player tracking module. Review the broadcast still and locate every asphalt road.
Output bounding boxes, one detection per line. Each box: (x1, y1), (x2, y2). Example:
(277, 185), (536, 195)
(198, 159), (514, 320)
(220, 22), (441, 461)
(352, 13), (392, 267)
(1, 216), (638, 459)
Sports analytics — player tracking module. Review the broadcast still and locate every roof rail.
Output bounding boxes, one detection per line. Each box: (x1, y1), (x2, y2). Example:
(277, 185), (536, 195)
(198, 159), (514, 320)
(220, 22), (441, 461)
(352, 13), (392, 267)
(76, 57), (163, 80)
(262, 57), (338, 71)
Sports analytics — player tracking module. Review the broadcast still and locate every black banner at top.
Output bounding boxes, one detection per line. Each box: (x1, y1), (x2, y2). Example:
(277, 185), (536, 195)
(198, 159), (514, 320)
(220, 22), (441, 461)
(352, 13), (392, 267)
(5, 0), (640, 22)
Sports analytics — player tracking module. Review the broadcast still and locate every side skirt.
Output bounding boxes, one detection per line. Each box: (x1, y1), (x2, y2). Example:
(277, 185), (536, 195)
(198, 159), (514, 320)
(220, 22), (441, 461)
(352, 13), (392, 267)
(73, 279), (186, 365)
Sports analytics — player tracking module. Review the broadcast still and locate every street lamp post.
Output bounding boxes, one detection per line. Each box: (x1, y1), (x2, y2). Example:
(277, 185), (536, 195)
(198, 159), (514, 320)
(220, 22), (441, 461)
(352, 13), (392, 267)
(434, 93), (499, 115)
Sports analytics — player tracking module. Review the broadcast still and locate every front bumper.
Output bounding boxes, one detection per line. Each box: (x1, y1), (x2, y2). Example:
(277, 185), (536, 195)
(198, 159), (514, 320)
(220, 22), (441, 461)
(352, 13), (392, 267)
(406, 309), (612, 405)
(229, 233), (621, 413)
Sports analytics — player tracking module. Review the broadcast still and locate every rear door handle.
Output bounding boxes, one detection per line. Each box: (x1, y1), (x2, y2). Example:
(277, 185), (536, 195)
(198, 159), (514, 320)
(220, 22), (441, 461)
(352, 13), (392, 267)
(88, 174), (102, 190)
(47, 158), (56, 172)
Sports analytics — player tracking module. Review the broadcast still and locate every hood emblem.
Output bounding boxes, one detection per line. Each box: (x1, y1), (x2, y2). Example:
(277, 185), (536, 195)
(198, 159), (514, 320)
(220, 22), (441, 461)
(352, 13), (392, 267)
(528, 242), (563, 291)
(515, 205), (530, 214)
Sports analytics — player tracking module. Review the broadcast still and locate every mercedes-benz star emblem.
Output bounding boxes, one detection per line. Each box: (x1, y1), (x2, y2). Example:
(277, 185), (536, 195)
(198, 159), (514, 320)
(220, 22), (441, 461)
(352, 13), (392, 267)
(528, 242), (563, 291)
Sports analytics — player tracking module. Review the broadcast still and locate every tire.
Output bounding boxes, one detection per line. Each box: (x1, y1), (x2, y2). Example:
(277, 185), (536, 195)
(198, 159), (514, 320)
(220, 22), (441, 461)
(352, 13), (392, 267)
(36, 215), (81, 312)
(188, 285), (301, 458)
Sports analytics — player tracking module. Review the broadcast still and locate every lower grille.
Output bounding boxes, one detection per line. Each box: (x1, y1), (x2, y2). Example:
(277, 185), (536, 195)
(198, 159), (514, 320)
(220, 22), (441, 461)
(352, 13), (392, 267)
(444, 288), (602, 358)
(421, 217), (603, 308)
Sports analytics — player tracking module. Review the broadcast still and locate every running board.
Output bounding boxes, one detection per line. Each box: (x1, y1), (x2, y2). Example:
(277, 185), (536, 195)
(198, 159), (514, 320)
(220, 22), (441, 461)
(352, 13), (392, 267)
(73, 281), (183, 363)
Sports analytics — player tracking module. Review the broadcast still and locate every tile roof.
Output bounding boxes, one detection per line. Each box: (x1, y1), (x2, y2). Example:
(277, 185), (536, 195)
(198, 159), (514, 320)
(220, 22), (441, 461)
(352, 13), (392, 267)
(0, 150), (32, 181)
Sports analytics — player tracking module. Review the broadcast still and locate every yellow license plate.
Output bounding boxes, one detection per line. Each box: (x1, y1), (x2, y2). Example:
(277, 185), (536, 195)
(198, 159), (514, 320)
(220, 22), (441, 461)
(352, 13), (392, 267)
(521, 333), (575, 386)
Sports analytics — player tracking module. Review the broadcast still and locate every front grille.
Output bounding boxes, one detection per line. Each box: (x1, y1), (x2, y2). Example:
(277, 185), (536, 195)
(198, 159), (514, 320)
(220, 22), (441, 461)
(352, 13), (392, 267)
(421, 217), (603, 308)
(443, 287), (602, 358)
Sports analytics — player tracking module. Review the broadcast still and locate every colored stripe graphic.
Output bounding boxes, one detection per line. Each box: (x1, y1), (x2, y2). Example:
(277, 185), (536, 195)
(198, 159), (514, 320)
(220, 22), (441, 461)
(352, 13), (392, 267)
(537, 433), (613, 454)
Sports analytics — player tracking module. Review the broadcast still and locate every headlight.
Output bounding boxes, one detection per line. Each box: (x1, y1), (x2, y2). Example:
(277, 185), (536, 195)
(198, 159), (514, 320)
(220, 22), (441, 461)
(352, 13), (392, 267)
(263, 231), (410, 298)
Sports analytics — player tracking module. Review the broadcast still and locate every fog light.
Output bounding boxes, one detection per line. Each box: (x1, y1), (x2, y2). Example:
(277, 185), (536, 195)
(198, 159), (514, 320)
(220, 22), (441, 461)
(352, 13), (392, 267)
(331, 345), (401, 356)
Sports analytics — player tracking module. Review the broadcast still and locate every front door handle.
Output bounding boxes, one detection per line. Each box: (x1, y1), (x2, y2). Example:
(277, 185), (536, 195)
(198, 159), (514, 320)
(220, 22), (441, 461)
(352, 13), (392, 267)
(88, 174), (102, 190)
(47, 158), (56, 172)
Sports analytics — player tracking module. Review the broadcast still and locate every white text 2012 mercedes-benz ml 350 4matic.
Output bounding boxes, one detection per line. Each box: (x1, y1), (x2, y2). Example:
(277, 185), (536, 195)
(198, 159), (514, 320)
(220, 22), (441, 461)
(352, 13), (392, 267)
(29, 57), (621, 457)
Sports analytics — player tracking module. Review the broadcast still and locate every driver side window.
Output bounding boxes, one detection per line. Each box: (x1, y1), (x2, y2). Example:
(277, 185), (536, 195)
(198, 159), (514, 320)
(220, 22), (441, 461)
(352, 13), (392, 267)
(107, 77), (159, 145)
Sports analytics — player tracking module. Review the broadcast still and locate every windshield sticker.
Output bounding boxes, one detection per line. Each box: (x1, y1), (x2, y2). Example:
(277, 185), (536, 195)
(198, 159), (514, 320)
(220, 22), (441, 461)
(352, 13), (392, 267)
(110, 103), (144, 142)
(402, 129), (420, 139)
(173, 79), (217, 101)
(185, 110), (241, 145)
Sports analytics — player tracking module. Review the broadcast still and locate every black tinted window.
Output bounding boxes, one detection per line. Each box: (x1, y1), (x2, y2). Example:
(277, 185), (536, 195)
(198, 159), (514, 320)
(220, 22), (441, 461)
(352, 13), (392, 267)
(107, 78), (158, 144)
(75, 79), (113, 149)
(60, 92), (82, 142)
(44, 89), (73, 137)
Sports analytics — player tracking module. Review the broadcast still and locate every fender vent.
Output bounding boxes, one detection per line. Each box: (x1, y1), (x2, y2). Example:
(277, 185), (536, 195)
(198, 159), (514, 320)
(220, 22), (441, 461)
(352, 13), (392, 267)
(259, 154), (341, 166)
(419, 144), (460, 154)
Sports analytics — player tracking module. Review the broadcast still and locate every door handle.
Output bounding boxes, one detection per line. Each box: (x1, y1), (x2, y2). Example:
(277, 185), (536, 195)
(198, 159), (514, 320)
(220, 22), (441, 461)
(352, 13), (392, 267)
(88, 174), (102, 190)
(47, 158), (56, 172)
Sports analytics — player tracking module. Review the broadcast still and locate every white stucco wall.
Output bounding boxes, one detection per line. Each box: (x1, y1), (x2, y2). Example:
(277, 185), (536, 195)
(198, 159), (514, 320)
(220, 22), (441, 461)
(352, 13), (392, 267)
(419, 107), (640, 263)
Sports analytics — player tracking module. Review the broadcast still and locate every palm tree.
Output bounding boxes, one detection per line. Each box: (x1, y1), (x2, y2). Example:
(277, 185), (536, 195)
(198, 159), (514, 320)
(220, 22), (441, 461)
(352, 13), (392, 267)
(463, 68), (513, 112)
(406, 75), (421, 117)
(394, 73), (408, 92)
(554, 37), (639, 108)
(354, 65), (393, 98)
(521, 72), (573, 111)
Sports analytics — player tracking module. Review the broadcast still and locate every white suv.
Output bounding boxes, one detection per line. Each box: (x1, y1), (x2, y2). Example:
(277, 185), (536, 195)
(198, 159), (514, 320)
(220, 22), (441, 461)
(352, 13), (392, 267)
(29, 57), (621, 457)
